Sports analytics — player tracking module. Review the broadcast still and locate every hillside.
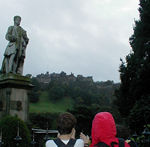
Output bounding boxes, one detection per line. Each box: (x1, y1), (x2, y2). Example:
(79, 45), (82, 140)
(29, 91), (74, 113)
(29, 71), (120, 113)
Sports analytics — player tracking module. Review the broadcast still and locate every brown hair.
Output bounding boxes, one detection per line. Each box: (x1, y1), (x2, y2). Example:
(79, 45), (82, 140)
(57, 112), (77, 135)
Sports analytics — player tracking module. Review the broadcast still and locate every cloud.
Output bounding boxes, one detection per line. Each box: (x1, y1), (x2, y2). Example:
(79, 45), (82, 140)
(0, 0), (139, 82)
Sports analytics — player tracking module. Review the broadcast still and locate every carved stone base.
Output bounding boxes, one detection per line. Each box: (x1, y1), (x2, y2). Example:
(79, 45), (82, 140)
(0, 73), (33, 121)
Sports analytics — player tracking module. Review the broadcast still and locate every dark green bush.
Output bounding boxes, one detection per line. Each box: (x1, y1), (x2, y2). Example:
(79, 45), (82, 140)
(29, 112), (59, 129)
(0, 115), (31, 147)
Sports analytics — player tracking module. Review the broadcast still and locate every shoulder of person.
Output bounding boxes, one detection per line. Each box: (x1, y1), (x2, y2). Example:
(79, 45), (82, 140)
(8, 26), (14, 28)
(19, 26), (26, 32)
(7, 26), (14, 31)
(45, 139), (56, 147)
(76, 138), (84, 142)
(75, 139), (84, 146)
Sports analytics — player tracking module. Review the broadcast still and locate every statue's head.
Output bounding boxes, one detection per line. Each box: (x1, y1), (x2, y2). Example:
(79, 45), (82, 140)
(14, 16), (21, 26)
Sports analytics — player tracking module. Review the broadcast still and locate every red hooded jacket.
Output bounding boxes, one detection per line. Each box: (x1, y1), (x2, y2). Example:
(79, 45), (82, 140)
(90, 112), (130, 147)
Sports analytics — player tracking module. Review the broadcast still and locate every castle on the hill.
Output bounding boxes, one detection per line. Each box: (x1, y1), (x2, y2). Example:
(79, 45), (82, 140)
(35, 71), (93, 84)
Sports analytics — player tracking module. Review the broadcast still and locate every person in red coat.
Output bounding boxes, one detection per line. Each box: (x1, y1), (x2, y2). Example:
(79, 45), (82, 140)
(89, 112), (130, 147)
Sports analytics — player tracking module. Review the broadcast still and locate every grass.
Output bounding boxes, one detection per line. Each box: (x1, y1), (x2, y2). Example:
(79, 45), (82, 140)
(29, 91), (74, 113)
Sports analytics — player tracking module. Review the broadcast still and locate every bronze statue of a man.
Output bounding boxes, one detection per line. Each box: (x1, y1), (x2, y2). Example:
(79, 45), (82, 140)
(1, 16), (29, 75)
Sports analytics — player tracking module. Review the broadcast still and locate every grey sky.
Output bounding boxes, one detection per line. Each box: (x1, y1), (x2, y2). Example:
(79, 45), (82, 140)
(0, 0), (139, 82)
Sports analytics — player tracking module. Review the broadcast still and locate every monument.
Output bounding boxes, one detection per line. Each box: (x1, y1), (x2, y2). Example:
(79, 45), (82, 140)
(0, 16), (32, 121)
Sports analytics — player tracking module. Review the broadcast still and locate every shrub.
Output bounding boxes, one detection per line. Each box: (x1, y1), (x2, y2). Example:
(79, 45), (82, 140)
(0, 115), (31, 147)
(29, 112), (59, 129)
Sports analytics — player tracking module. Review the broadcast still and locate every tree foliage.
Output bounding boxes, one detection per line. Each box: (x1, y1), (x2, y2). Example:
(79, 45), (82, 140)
(29, 112), (59, 129)
(115, 0), (150, 132)
(29, 77), (40, 103)
(128, 96), (150, 133)
(0, 116), (31, 147)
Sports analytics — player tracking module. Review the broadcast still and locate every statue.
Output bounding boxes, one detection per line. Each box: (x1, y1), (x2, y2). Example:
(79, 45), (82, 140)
(1, 16), (29, 75)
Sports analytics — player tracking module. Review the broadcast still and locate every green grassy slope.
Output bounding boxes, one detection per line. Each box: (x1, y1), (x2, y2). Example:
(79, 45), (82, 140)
(29, 91), (74, 113)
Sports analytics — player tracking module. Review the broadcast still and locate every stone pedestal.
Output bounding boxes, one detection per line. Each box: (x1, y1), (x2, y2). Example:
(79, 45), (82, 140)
(0, 73), (33, 121)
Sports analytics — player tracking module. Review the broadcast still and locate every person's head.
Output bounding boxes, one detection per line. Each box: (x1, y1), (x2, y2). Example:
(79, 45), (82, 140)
(91, 112), (117, 147)
(57, 112), (77, 135)
(14, 16), (21, 26)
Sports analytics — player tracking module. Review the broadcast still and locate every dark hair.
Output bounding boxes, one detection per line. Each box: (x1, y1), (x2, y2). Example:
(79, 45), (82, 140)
(14, 16), (21, 21)
(57, 112), (77, 135)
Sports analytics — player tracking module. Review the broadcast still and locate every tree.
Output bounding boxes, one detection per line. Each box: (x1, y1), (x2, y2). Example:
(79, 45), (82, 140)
(68, 105), (94, 136)
(128, 96), (150, 133)
(29, 77), (40, 103)
(48, 85), (65, 101)
(115, 0), (150, 132)
(0, 116), (31, 147)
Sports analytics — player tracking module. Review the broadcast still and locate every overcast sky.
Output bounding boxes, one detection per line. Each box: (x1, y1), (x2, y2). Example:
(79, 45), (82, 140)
(0, 0), (139, 82)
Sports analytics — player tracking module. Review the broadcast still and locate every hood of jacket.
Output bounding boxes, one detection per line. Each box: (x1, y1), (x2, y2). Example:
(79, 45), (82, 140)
(90, 112), (118, 147)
